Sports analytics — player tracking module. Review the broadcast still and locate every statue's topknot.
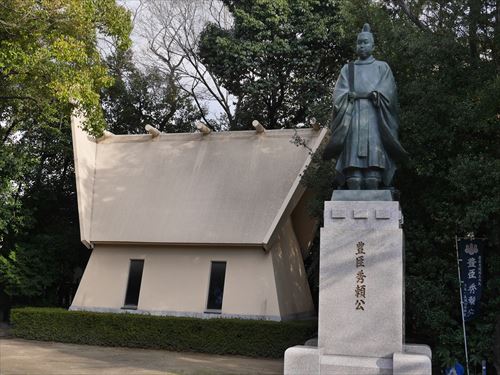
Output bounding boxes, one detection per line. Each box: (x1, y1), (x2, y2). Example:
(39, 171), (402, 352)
(357, 23), (374, 43)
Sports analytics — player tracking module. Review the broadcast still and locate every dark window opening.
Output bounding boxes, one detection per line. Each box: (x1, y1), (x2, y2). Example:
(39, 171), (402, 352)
(123, 259), (144, 309)
(206, 261), (226, 311)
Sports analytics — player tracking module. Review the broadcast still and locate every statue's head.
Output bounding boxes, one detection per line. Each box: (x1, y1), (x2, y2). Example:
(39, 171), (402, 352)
(356, 23), (374, 60)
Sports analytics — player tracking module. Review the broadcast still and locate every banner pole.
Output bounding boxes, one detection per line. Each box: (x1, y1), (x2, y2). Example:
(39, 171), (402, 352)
(456, 236), (470, 375)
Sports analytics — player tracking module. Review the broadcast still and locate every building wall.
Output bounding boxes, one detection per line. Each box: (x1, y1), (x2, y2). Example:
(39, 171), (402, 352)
(71, 244), (282, 319)
(270, 218), (316, 319)
(291, 190), (318, 258)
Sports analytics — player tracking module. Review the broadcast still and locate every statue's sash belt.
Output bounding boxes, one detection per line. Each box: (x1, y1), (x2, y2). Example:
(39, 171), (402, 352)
(357, 104), (369, 157)
(350, 92), (372, 100)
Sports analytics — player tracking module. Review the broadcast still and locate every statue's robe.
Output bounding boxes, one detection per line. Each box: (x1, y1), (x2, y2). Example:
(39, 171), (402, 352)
(322, 56), (407, 186)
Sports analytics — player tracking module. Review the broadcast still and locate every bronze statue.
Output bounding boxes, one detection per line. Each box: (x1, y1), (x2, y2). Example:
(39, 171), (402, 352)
(323, 24), (407, 190)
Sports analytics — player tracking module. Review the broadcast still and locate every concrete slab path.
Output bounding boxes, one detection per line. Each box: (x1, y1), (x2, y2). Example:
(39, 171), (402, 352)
(0, 338), (283, 375)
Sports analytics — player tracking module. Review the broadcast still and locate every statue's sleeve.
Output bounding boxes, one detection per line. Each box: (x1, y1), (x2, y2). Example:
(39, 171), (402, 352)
(375, 63), (396, 102)
(375, 62), (409, 161)
(375, 62), (399, 132)
(323, 64), (352, 160)
(333, 64), (349, 113)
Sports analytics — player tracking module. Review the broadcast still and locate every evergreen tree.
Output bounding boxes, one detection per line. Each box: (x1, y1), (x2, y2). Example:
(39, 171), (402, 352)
(198, 0), (350, 129)
(0, 0), (132, 309)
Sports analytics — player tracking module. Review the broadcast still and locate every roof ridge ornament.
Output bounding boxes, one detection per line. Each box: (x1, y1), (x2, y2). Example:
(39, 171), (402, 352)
(145, 124), (161, 138)
(252, 120), (265, 133)
(309, 117), (321, 131)
(195, 121), (212, 135)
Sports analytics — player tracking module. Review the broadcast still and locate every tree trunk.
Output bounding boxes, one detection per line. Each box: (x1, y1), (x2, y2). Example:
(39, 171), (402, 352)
(468, 0), (481, 63)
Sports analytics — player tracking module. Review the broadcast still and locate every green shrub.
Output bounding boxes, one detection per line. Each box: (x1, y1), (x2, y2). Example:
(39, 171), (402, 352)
(11, 307), (317, 358)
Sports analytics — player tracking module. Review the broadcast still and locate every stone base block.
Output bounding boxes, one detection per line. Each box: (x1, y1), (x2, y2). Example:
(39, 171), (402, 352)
(393, 351), (431, 374)
(404, 344), (432, 360)
(320, 353), (393, 375)
(331, 189), (394, 201)
(284, 346), (432, 375)
(284, 345), (319, 375)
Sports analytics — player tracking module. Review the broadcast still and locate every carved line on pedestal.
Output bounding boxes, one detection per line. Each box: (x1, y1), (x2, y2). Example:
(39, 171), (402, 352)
(376, 209), (391, 219)
(331, 208), (347, 219)
(330, 208), (397, 221)
(353, 209), (369, 219)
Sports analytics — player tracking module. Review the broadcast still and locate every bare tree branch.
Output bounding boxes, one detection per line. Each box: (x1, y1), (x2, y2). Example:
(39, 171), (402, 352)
(131, 0), (145, 24)
(389, 0), (431, 32)
(137, 0), (235, 128)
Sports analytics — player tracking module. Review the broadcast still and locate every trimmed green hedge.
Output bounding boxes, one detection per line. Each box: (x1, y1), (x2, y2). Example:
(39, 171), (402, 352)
(11, 307), (317, 358)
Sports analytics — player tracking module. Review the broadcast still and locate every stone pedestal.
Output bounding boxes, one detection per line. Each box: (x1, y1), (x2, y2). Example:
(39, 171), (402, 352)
(284, 191), (431, 374)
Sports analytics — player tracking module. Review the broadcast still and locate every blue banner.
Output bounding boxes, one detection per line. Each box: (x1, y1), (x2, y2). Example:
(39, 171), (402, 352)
(457, 238), (485, 321)
(445, 362), (465, 375)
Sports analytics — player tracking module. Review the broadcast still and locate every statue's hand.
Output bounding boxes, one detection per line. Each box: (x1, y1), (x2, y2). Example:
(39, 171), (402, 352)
(371, 91), (379, 107)
(348, 91), (357, 100)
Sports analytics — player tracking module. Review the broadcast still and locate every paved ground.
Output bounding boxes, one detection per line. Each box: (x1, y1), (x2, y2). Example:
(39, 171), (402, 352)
(0, 337), (283, 375)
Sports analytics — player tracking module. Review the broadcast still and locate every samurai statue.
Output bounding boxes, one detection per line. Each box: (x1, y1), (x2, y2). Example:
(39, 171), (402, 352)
(322, 24), (408, 190)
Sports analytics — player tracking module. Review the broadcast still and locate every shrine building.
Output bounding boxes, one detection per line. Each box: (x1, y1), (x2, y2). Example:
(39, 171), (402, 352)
(69, 112), (327, 321)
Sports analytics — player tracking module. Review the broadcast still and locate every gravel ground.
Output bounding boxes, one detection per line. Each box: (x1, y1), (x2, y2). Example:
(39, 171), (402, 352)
(0, 337), (283, 375)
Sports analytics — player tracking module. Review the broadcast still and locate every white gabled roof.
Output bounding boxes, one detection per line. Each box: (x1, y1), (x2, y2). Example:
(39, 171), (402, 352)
(72, 114), (327, 248)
